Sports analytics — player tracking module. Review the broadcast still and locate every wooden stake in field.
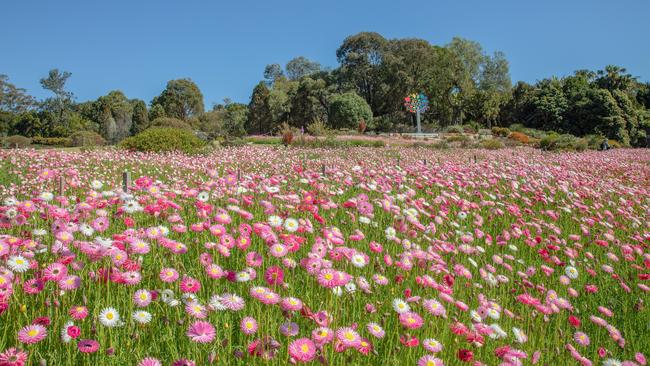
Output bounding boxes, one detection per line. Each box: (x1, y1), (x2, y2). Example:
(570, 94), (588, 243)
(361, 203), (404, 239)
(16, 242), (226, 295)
(58, 176), (65, 196)
(122, 171), (131, 193)
(321, 164), (326, 175)
(423, 159), (427, 166)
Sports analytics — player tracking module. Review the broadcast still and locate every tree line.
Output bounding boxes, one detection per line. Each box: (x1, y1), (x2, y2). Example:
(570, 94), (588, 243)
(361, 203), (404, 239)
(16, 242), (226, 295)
(1, 32), (649, 146)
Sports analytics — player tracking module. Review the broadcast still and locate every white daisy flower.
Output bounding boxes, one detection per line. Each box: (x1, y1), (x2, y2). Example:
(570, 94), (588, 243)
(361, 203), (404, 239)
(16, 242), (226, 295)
(7, 255), (29, 273)
(91, 180), (103, 190)
(565, 266), (579, 279)
(350, 253), (367, 268)
(132, 310), (152, 324)
(392, 298), (410, 314)
(99, 307), (121, 327)
(60, 321), (74, 343)
(40, 192), (54, 201)
(283, 218), (299, 232)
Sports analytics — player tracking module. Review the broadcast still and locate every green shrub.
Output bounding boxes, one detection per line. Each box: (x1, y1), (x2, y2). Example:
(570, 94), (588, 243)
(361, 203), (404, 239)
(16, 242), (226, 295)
(491, 127), (511, 137)
(328, 92), (373, 130)
(429, 140), (449, 149)
(119, 127), (205, 153)
(69, 131), (107, 147)
(306, 119), (330, 137)
(3, 135), (31, 148)
(478, 129), (492, 136)
(32, 136), (72, 147)
(151, 117), (192, 130)
(460, 124), (477, 134)
(540, 133), (587, 151)
(480, 139), (505, 150)
(446, 135), (469, 143)
(608, 140), (622, 148)
(443, 125), (464, 134)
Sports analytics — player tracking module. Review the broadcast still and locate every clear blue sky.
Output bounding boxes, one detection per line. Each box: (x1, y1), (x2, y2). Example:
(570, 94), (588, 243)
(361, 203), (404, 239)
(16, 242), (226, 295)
(2, 0), (648, 107)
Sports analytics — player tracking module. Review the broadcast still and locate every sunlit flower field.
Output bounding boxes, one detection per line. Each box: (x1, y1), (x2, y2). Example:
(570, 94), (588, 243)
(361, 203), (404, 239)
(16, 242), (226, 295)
(0, 146), (648, 366)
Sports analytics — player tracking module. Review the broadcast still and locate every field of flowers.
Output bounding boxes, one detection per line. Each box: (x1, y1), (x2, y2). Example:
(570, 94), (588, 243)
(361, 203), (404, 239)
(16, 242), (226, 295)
(0, 146), (649, 366)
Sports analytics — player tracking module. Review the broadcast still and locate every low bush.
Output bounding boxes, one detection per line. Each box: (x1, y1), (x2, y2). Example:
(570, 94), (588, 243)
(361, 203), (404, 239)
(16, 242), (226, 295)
(491, 127), (511, 137)
(150, 117), (193, 130)
(508, 131), (531, 144)
(608, 140), (622, 149)
(446, 135), (470, 143)
(429, 140), (450, 149)
(306, 119), (330, 137)
(539, 133), (588, 151)
(479, 139), (505, 150)
(443, 125), (464, 134)
(119, 127), (205, 153)
(32, 136), (72, 147)
(2, 135), (31, 148)
(69, 131), (106, 147)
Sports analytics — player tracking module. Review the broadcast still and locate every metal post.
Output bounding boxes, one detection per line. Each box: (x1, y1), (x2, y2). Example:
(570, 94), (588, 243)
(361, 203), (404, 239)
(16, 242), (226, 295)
(122, 171), (131, 193)
(416, 110), (421, 134)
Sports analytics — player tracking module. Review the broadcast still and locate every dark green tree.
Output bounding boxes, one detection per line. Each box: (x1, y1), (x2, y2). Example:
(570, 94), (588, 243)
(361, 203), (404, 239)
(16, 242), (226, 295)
(131, 99), (149, 135)
(247, 82), (273, 134)
(151, 79), (204, 120)
(286, 57), (321, 80)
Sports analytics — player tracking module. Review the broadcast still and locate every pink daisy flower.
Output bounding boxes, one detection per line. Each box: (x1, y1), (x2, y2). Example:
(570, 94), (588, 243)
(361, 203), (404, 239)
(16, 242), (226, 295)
(133, 289), (152, 307)
(336, 327), (361, 348)
(280, 297), (303, 312)
(399, 311), (424, 329)
(139, 358), (162, 366)
(17, 324), (47, 344)
(367, 322), (385, 338)
(205, 264), (224, 279)
(0, 347), (28, 366)
(312, 327), (334, 345)
(418, 355), (444, 366)
(240, 316), (258, 335)
(77, 339), (99, 353)
(69, 305), (89, 320)
(186, 321), (216, 343)
(180, 276), (201, 293)
(574, 331), (590, 347)
(159, 268), (179, 283)
(43, 262), (67, 282)
(288, 338), (316, 363)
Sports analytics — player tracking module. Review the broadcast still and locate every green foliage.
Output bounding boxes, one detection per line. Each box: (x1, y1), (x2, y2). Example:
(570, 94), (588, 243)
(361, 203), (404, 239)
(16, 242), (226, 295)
(491, 126), (511, 137)
(151, 117), (192, 130)
(445, 134), (470, 143)
(443, 125), (464, 134)
(285, 56), (321, 80)
(539, 133), (588, 151)
(151, 79), (204, 120)
(69, 131), (106, 147)
(328, 92), (372, 129)
(119, 127), (205, 153)
(32, 136), (72, 146)
(3, 135), (31, 148)
(306, 118), (331, 136)
(479, 138), (505, 149)
(247, 82), (273, 134)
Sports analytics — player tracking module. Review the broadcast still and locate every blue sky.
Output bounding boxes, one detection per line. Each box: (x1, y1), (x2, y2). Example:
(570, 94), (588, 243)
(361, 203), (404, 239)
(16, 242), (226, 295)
(1, 0), (648, 107)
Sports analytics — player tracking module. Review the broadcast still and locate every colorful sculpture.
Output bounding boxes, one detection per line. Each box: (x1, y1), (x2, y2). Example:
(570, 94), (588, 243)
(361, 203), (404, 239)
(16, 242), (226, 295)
(404, 92), (429, 134)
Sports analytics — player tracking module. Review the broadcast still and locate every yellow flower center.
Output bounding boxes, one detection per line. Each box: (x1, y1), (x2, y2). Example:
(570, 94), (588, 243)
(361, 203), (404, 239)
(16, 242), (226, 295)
(28, 329), (39, 337)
